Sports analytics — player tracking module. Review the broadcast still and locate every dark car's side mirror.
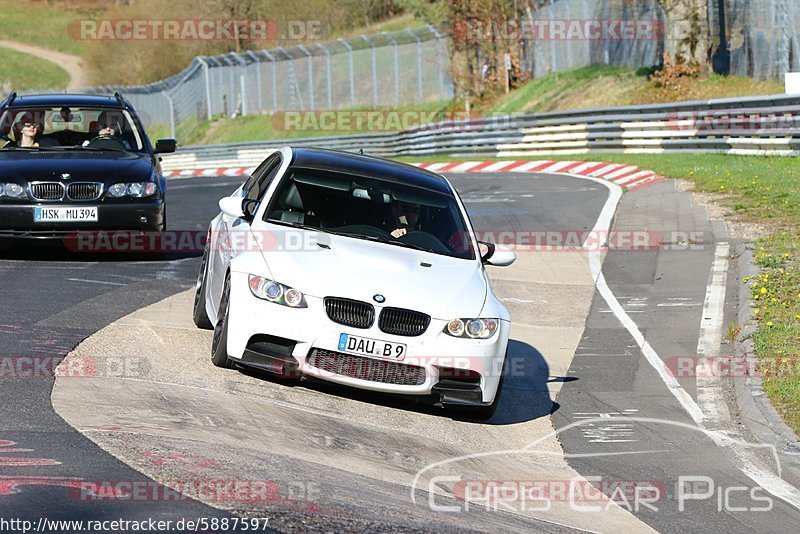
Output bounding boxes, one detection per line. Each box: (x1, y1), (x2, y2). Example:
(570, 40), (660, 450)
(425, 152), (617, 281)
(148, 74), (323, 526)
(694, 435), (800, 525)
(154, 139), (176, 153)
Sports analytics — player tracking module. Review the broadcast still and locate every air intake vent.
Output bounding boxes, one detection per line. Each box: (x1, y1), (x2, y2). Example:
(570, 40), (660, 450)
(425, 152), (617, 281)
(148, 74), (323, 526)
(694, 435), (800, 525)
(308, 349), (426, 386)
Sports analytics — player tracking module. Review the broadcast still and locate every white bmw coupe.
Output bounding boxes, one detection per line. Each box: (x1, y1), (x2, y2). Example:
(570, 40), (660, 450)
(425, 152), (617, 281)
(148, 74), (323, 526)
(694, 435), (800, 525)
(193, 147), (516, 418)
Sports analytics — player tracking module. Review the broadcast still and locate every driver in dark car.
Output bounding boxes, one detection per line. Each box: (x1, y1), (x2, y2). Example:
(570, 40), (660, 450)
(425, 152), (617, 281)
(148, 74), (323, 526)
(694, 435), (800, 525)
(389, 201), (421, 238)
(84, 110), (130, 149)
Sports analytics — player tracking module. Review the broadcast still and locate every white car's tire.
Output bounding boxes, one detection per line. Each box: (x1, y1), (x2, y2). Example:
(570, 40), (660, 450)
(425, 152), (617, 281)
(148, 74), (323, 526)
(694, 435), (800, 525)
(210, 272), (235, 369)
(192, 245), (213, 330)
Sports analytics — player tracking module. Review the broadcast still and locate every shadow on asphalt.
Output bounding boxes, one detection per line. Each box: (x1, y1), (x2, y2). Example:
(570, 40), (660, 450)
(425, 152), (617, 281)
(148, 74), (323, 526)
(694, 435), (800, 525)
(235, 337), (557, 426)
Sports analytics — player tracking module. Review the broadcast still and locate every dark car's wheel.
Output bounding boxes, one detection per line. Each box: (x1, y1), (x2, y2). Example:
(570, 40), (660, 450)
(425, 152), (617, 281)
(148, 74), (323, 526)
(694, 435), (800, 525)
(211, 272), (235, 369)
(192, 245), (213, 329)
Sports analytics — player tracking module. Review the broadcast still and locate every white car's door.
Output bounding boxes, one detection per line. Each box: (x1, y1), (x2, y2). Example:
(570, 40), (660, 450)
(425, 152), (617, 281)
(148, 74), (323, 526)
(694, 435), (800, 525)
(208, 154), (283, 316)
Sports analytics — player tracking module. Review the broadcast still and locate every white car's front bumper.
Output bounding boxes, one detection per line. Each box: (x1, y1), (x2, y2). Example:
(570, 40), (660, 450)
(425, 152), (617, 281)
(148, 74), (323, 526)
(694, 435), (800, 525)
(225, 272), (509, 404)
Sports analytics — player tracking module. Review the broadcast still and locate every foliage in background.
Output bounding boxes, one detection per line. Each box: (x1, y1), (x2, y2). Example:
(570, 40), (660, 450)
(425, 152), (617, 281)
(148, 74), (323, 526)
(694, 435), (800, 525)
(83, 0), (416, 85)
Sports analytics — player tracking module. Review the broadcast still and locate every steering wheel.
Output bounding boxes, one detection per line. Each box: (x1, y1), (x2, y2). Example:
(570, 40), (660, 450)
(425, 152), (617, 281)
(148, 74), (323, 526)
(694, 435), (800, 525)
(86, 135), (127, 150)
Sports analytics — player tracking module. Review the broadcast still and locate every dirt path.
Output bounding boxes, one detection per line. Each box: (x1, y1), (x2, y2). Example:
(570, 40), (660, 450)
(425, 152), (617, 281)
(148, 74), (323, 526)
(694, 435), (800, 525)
(0, 39), (86, 89)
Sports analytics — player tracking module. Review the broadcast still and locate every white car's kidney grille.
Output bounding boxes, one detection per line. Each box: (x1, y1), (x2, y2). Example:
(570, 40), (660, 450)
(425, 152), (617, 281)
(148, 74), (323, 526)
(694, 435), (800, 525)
(67, 182), (102, 201)
(308, 349), (426, 386)
(324, 297), (374, 329)
(379, 308), (430, 337)
(30, 182), (64, 200)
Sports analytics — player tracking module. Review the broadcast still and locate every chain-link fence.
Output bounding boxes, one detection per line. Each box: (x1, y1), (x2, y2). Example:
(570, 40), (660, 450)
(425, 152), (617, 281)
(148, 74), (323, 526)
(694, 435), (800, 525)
(519, 0), (667, 78)
(710, 0), (800, 81)
(87, 25), (453, 137)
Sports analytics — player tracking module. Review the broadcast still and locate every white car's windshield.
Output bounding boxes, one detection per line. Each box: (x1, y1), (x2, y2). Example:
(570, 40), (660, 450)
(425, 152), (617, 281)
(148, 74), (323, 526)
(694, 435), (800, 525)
(264, 168), (476, 260)
(0, 106), (145, 152)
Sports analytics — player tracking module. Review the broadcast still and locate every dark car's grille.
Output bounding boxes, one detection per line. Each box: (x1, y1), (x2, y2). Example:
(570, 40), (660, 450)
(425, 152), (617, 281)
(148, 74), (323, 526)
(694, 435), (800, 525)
(308, 349), (426, 386)
(66, 182), (102, 201)
(324, 297), (374, 329)
(379, 308), (431, 337)
(30, 182), (64, 201)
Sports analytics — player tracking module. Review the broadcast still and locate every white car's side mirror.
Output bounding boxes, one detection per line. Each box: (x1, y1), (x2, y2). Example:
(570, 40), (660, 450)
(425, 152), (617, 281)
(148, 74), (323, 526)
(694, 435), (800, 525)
(481, 242), (516, 267)
(219, 196), (245, 218)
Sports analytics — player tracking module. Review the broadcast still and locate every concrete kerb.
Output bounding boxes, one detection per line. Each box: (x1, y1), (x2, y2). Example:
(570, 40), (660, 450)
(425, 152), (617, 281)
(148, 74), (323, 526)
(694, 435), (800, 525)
(733, 242), (800, 463)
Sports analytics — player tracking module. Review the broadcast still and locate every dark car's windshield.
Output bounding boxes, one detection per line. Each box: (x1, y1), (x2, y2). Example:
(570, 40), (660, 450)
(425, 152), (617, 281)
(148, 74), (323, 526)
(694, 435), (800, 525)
(0, 107), (145, 152)
(264, 168), (476, 260)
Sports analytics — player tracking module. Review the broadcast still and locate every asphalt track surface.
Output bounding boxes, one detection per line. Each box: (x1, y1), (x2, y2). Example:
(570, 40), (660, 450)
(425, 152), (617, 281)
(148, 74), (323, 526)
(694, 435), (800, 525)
(0, 172), (799, 532)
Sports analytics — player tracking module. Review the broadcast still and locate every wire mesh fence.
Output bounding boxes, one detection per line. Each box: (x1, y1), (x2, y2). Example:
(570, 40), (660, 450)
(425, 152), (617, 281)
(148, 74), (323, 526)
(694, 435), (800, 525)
(519, 0), (667, 78)
(84, 25), (453, 137)
(709, 0), (800, 81)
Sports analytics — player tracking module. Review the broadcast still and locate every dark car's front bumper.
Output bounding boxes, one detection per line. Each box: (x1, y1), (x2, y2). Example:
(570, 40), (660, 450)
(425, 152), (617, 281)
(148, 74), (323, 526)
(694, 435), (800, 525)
(0, 199), (165, 241)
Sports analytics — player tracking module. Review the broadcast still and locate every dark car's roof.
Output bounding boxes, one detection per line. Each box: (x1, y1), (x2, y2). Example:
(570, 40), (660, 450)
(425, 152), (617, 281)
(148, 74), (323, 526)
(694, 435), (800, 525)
(5, 94), (124, 109)
(289, 147), (451, 195)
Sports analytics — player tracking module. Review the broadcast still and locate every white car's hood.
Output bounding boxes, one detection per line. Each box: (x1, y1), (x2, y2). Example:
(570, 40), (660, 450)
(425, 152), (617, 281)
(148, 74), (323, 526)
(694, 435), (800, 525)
(258, 229), (487, 319)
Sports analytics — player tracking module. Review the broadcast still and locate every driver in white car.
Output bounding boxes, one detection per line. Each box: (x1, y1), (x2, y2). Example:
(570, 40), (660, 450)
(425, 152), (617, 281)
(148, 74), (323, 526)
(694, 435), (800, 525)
(390, 201), (421, 238)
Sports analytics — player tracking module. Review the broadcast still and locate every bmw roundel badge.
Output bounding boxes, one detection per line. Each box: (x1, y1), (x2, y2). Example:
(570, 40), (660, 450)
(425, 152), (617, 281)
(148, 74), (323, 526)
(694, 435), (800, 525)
(373, 294), (385, 303)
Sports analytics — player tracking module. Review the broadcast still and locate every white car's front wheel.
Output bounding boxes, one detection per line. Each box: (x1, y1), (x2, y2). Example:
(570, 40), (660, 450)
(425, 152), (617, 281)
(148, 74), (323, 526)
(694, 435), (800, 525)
(192, 245), (213, 330)
(211, 272), (235, 369)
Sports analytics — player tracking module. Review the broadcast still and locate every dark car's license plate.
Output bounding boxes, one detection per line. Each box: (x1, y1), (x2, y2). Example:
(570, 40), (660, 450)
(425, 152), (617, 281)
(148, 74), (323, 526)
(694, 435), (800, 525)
(34, 207), (98, 222)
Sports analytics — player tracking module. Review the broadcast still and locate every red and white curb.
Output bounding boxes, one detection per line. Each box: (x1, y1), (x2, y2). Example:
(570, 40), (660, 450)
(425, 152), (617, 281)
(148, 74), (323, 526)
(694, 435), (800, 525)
(163, 160), (666, 191)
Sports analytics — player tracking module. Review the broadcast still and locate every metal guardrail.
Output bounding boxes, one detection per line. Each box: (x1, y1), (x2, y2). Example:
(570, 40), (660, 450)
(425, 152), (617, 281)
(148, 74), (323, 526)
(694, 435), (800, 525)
(160, 93), (800, 172)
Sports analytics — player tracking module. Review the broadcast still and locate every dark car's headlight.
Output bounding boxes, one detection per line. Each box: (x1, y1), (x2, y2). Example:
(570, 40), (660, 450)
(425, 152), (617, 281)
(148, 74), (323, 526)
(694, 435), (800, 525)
(107, 182), (158, 198)
(0, 182), (26, 199)
(444, 318), (500, 339)
(248, 274), (307, 308)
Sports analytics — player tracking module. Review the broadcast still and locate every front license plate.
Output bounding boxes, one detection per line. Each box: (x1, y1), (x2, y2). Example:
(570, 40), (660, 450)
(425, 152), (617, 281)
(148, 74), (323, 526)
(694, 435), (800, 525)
(338, 333), (406, 361)
(34, 206), (98, 223)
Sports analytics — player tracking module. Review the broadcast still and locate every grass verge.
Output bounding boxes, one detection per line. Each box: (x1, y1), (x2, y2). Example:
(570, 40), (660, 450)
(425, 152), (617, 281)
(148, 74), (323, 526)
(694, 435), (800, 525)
(0, 47), (70, 90)
(0, 0), (103, 55)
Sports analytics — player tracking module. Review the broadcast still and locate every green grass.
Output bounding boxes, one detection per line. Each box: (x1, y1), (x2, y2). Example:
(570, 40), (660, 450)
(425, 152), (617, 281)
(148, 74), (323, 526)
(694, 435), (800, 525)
(747, 233), (800, 432)
(485, 66), (784, 115)
(0, 0), (101, 55)
(0, 47), (69, 89)
(159, 100), (455, 146)
(490, 66), (641, 114)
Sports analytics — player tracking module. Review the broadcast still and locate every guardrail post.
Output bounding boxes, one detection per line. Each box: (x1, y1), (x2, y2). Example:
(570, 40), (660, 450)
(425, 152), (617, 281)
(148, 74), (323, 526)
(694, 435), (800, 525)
(382, 32), (400, 105)
(316, 43), (333, 109)
(360, 35), (378, 105)
(245, 51), (262, 113)
(163, 92), (175, 139)
(338, 39), (356, 106)
(298, 45), (315, 110)
(230, 52), (248, 117)
(428, 25), (446, 100)
(261, 50), (278, 113)
(405, 29), (424, 101)
(197, 57), (212, 120)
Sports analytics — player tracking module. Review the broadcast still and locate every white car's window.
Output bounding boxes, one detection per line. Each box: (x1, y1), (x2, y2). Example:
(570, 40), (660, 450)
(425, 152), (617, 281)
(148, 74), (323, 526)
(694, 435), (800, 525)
(264, 168), (476, 260)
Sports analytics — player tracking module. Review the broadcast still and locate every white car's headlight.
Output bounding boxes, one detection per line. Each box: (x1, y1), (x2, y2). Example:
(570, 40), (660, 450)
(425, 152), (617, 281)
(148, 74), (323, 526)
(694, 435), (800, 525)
(444, 318), (499, 339)
(0, 182), (26, 199)
(248, 274), (307, 308)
